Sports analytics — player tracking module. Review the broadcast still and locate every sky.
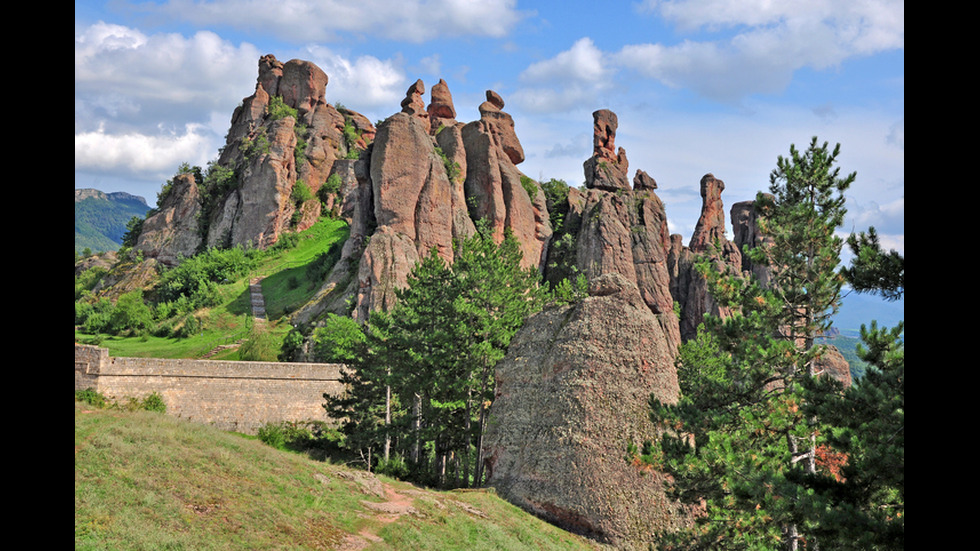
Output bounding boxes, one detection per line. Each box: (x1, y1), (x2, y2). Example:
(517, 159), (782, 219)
(75, 0), (904, 257)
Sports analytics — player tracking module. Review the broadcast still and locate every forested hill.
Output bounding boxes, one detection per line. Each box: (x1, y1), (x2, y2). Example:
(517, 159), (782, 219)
(75, 189), (150, 254)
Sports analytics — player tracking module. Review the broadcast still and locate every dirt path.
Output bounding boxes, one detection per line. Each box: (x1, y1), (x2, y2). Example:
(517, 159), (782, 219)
(336, 482), (418, 551)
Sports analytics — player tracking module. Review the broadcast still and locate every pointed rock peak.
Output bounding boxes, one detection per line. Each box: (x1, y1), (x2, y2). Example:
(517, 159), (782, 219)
(400, 78), (430, 131)
(689, 173), (731, 252)
(428, 78), (457, 133)
(472, 90), (525, 165)
(700, 173), (724, 198)
(256, 54), (284, 97)
(592, 109), (618, 159)
(583, 109), (630, 191)
(633, 169), (657, 191)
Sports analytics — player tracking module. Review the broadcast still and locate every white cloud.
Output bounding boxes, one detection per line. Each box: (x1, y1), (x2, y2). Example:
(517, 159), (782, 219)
(301, 45), (407, 115)
(75, 123), (215, 178)
(512, 38), (616, 113)
(148, 0), (526, 43)
(607, 0), (903, 102)
(520, 37), (609, 84)
(75, 21), (260, 130)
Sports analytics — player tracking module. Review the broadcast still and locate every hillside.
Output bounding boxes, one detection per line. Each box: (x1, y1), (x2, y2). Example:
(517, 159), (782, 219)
(75, 189), (151, 254)
(74, 400), (602, 551)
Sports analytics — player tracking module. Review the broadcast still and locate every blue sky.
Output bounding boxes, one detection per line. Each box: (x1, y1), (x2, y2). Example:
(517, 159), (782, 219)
(75, 0), (904, 255)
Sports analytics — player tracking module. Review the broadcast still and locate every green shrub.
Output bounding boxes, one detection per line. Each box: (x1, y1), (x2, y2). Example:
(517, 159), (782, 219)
(322, 173), (342, 196)
(109, 290), (154, 335)
(140, 392), (167, 413)
(75, 388), (108, 408)
(434, 146), (460, 183)
(520, 175), (538, 200)
(375, 455), (410, 479)
(294, 179), (312, 201)
(267, 95), (298, 120)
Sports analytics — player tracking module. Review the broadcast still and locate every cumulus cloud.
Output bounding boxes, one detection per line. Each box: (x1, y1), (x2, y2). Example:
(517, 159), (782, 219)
(146, 0), (527, 43)
(75, 21), (262, 179)
(301, 45), (407, 114)
(527, 0), (904, 104)
(75, 21), (260, 131)
(512, 38), (616, 113)
(75, 123), (215, 179)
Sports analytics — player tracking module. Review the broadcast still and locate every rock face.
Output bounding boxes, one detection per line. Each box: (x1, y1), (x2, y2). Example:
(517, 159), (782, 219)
(134, 54), (375, 258)
(730, 197), (773, 287)
(134, 173), (202, 266)
(483, 273), (691, 549)
(352, 110), (467, 320)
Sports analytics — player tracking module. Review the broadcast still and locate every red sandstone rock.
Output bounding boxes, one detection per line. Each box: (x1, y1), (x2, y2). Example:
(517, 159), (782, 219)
(484, 273), (692, 548)
(427, 78), (457, 133)
(462, 94), (551, 269)
(583, 109), (630, 191)
(670, 173), (742, 341)
(135, 173), (202, 266)
(400, 79), (430, 133)
(279, 58), (329, 124)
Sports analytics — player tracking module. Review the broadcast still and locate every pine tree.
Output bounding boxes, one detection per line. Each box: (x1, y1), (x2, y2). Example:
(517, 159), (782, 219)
(326, 227), (546, 487)
(796, 321), (904, 549)
(840, 226), (904, 301)
(649, 138), (854, 550)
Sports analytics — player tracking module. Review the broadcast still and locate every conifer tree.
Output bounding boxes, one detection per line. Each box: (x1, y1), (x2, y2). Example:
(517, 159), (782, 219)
(325, 227), (546, 487)
(649, 138), (854, 550)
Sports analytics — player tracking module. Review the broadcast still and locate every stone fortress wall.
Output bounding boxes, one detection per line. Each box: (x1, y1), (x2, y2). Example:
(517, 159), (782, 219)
(75, 344), (346, 434)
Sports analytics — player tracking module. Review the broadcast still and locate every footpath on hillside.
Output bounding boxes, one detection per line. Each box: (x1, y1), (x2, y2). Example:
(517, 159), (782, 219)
(249, 277), (267, 322)
(201, 277), (267, 359)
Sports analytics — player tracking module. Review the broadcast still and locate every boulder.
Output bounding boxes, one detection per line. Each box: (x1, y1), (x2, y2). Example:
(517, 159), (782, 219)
(484, 273), (692, 549)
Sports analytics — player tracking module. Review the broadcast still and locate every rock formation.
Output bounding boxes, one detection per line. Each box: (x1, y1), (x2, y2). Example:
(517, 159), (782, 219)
(546, 111), (680, 351)
(134, 173), (202, 266)
(583, 109), (630, 191)
(133, 54), (375, 260)
(427, 78), (457, 132)
(461, 90), (550, 269)
(669, 173), (743, 341)
(483, 273), (692, 549)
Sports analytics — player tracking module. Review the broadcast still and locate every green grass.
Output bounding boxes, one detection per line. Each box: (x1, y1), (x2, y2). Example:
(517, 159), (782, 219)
(75, 401), (601, 551)
(75, 218), (350, 360)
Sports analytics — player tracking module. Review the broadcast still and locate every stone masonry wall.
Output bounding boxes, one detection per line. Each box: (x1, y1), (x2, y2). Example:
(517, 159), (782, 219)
(75, 344), (346, 434)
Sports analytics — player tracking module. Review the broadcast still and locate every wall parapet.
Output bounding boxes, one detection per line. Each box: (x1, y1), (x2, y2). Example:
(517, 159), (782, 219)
(74, 343), (348, 434)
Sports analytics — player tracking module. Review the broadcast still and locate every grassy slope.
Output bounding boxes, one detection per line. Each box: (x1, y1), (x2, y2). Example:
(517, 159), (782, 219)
(75, 402), (601, 551)
(75, 218), (350, 360)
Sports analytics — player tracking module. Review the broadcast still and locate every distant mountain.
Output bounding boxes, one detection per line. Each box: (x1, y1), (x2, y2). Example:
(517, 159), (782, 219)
(833, 290), (905, 335)
(75, 189), (151, 254)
